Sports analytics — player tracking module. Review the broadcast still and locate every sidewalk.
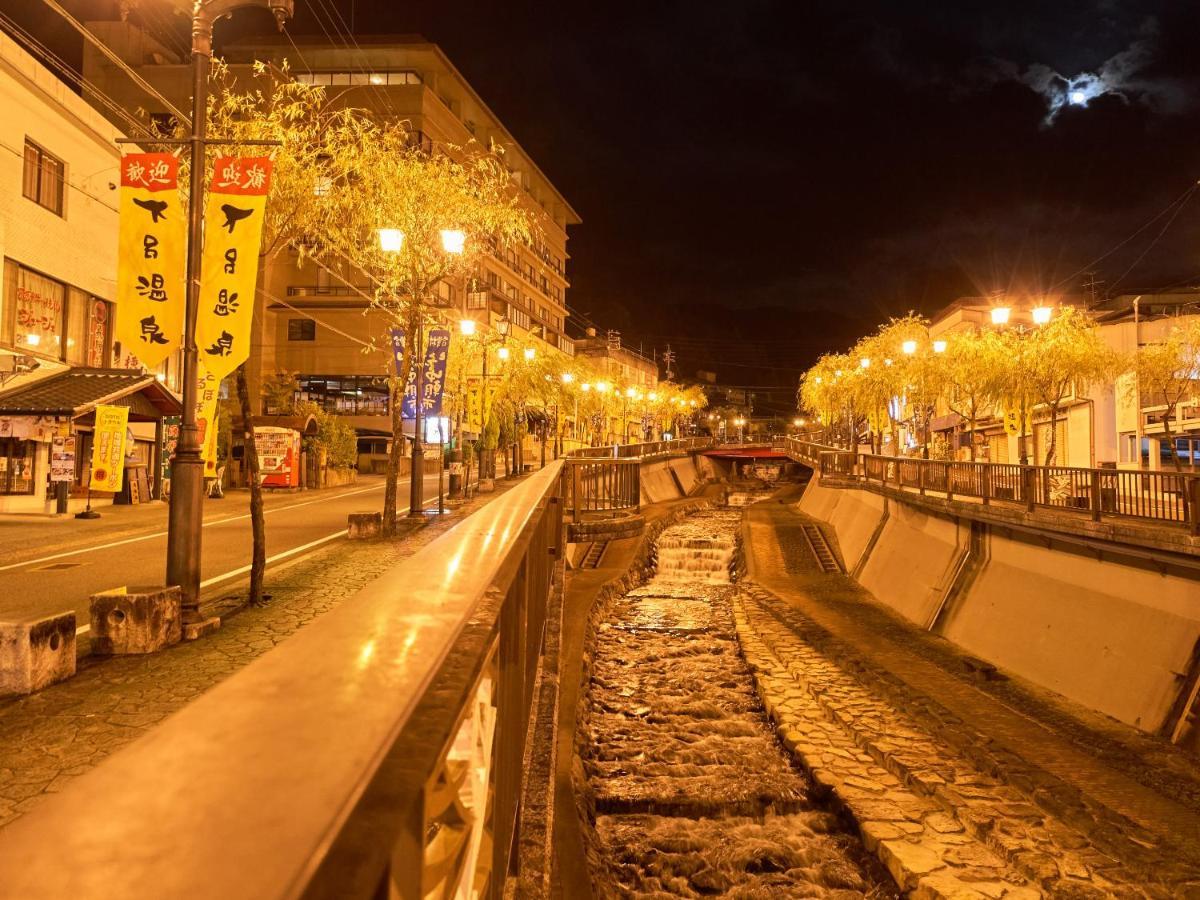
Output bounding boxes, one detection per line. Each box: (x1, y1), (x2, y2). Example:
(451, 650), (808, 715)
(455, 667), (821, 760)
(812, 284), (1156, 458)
(740, 487), (1200, 895)
(0, 477), (521, 830)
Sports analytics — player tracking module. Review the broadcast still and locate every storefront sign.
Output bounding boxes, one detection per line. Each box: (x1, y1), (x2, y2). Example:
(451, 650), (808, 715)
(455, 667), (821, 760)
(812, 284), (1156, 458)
(0, 415), (65, 441)
(196, 157), (273, 380)
(13, 267), (64, 354)
(89, 405), (129, 492)
(116, 152), (186, 368)
(50, 435), (75, 482)
(161, 415), (180, 486)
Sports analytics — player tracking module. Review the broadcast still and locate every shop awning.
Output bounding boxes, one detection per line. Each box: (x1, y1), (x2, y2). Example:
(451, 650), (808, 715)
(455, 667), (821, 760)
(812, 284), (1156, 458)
(0, 368), (182, 422)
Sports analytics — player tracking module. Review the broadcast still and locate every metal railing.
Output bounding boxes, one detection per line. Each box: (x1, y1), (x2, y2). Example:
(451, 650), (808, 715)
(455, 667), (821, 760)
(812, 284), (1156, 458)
(0, 463), (568, 900)
(783, 436), (1200, 533)
(565, 457), (640, 521)
(567, 436), (714, 460)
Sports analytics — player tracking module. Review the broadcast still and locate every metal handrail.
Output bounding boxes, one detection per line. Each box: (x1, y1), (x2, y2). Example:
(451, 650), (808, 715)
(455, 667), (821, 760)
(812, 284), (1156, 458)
(782, 437), (1200, 533)
(564, 457), (640, 521)
(0, 462), (568, 899)
(566, 436), (714, 460)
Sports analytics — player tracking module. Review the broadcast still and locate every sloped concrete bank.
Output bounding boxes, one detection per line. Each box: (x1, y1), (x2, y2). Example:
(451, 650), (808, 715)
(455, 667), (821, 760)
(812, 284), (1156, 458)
(574, 499), (899, 897)
(796, 477), (1200, 736)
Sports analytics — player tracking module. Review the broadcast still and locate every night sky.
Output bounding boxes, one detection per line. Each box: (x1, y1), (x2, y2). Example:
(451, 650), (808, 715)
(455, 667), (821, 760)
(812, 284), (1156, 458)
(6, 0), (1200, 411)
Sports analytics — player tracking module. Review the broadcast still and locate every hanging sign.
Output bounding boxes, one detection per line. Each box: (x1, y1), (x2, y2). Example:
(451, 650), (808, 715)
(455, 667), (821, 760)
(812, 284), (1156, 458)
(115, 153), (186, 368)
(161, 415), (180, 487)
(390, 328), (451, 420)
(195, 363), (221, 477)
(196, 156), (272, 380)
(89, 404), (129, 492)
(50, 435), (76, 483)
(404, 328), (450, 420)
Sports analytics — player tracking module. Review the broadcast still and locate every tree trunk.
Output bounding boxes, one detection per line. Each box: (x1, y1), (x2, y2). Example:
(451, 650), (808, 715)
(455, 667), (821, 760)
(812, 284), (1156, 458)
(1044, 404), (1059, 466)
(236, 365), (267, 606)
(1163, 411), (1181, 471)
(383, 309), (418, 536)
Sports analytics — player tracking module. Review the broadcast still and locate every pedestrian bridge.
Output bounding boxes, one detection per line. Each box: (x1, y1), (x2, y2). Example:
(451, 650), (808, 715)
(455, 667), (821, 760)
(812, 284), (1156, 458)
(2, 436), (1199, 898)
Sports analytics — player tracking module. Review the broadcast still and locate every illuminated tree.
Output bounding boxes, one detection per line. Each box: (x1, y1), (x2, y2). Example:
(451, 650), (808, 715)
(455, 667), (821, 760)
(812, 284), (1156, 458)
(1132, 319), (1200, 471)
(941, 328), (1007, 461)
(327, 126), (535, 532)
(1024, 307), (1119, 465)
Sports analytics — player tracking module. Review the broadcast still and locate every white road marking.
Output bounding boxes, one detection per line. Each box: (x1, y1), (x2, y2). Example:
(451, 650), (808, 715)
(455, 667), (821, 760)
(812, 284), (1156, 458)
(72, 494), (446, 635)
(1, 480), (400, 573)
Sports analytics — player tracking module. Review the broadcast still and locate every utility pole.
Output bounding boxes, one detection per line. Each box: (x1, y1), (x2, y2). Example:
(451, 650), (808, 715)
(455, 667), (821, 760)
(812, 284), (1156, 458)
(165, 0), (293, 618)
(1083, 271), (1105, 308)
(662, 345), (675, 382)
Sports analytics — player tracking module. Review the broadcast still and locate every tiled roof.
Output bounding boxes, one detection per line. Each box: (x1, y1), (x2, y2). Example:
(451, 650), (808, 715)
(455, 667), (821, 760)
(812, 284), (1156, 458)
(0, 368), (181, 417)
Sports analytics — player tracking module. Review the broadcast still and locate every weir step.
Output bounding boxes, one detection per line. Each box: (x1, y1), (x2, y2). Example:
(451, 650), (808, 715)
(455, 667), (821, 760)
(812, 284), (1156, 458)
(801, 524), (842, 573)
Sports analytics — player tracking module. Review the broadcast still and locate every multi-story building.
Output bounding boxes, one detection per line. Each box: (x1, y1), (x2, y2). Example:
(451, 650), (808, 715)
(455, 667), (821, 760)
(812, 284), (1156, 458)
(81, 25), (580, 459)
(0, 29), (179, 513)
(571, 328), (660, 442)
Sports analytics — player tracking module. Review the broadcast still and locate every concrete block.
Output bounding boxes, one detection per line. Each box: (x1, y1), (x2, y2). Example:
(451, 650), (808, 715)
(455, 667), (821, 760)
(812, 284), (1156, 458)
(89, 585), (182, 655)
(347, 511), (382, 539)
(183, 616), (221, 641)
(0, 612), (76, 695)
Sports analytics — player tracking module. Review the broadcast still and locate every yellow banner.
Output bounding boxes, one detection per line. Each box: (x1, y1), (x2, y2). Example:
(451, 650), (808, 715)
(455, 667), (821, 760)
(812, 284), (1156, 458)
(115, 153), (186, 369)
(195, 363), (221, 477)
(89, 404), (129, 493)
(196, 157), (272, 380)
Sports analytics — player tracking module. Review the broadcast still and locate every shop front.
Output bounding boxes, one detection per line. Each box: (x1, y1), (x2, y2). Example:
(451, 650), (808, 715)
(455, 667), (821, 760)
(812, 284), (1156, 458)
(0, 368), (182, 514)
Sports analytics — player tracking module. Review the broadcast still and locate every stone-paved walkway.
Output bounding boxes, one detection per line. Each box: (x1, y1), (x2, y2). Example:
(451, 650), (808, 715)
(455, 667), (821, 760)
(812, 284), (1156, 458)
(0, 483), (520, 830)
(738, 491), (1200, 898)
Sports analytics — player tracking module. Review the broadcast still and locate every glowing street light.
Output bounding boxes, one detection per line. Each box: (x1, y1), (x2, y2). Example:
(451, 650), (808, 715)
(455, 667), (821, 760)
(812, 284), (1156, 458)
(860, 357), (871, 369)
(625, 387), (636, 398)
(933, 340), (947, 353)
(902, 340), (918, 355)
(458, 318), (476, 336)
(524, 347), (536, 361)
(377, 228), (404, 253)
(440, 229), (466, 254)
(581, 382), (592, 392)
(1032, 306), (1053, 325)
(561, 372), (574, 384)
(990, 306), (1011, 325)
(497, 346), (510, 361)
(596, 381), (610, 393)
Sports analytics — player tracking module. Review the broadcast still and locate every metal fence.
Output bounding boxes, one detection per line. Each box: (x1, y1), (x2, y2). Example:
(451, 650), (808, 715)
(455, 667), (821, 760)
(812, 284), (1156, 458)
(785, 437), (1200, 533)
(565, 457), (641, 521)
(567, 436), (714, 460)
(0, 463), (568, 900)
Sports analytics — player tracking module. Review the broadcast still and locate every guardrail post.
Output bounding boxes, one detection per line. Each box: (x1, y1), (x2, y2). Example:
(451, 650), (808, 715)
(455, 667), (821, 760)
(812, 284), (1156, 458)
(918, 462), (925, 496)
(1024, 467), (1036, 512)
(981, 465), (991, 506)
(1190, 478), (1200, 536)
(572, 462), (582, 524)
(1090, 472), (1102, 522)
(946, 464), (955, 502)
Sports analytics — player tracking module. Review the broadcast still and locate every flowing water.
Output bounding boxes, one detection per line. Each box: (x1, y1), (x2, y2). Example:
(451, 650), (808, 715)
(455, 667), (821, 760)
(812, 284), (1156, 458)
(582, 505), (897, 898)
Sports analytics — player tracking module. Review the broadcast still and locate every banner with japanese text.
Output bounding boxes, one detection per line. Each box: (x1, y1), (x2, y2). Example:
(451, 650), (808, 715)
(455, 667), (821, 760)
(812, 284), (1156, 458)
(195, 363), (221, 477)
(115, 153), (186, 368)
(196, 156), (272, 380)
(89, 404), (129, 493)
(390, 327), (450, 420)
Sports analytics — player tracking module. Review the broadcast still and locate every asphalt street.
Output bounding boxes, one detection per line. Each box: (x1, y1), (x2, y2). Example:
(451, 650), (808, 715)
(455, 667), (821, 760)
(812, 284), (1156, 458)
(0, 473), (446, 629)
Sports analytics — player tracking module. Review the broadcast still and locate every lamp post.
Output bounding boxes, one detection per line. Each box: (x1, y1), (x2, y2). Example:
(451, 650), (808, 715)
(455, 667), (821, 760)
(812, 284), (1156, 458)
(165, 0), (293, 617)
(375, 227), (464, 516)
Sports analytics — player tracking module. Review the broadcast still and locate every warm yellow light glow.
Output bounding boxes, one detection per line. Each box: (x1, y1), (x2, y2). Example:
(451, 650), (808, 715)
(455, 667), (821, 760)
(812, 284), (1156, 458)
(648, 392), (658, 401)
(902, 340), (917, 355)
(815, 376), (823, 384)
(884, 358), (893, 366)
(1032, 306), (1053, 325)
(377, 228), (404, 252)
(497, 346), (510, 360)
(561, 372), (574, 383)
(798, 418), (807, 426)
(834, 369), (843, 377)
(369, 74), (385, 85)
(793, 418), (802, 426)
(735, 417), (745, 425)
(990, 306), (1011, 325)
(689, 400), (696, 407)
(581, 382), (592, 392)
(155, 372), (167, 383)
(625, 387), (636, 398)
(524, 347), (535, 361)
(596, 382), (610, 393)
(440, 229), (466, 254)
(458, 319), (476, 336)
(933, 340), (947, 353)
(860, 357), (871, 369)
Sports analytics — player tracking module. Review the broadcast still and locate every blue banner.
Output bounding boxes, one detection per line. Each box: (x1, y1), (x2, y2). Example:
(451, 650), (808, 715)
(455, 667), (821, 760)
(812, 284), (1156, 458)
(390, 327), (450, 420)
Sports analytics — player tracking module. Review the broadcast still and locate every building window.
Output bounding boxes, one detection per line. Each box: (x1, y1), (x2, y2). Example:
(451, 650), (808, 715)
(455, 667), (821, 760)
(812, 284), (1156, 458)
(22, 140), (64, 216)
(295, 70), (422, 86)
(0, 439), (36, 495)
(3, 260), (66, 358)
(295, 375), (390, 416)
(466, 290), (489, 310)
(288, 318), (316, 341)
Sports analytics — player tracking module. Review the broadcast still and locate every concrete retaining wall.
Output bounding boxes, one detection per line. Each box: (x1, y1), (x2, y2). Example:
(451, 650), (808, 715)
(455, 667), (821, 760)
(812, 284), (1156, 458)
(942, 531), (1200, 732)
(668, 456), (700, 496)
(796, 477), (1200, 733)
(858, 503), (966, 627)
(639, 461), (681, 504)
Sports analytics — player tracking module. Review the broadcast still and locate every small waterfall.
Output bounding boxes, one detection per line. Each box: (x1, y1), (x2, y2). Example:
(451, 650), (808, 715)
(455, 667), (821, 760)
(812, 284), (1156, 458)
(652, 512), (738, 584)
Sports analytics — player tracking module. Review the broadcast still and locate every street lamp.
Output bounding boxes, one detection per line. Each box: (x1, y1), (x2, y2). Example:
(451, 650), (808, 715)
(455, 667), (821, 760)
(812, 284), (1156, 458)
(166, 0), (294, 617)
(458, 318), (476, 336)
(902, 340), (918, 355)
(524, 347), (536, 361)
(497, 346), (510, 361)
(1032, 306), (1053, 325)
(378, 228), (404, 253)
(990, 306), (1011, 325)
(440, 229), (466, 254)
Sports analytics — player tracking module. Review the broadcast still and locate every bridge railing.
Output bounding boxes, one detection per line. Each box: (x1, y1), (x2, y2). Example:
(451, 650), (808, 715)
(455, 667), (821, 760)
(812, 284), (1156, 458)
(819, 448), (1200, 532)
(0, 462), (568, 900)
(783, 436), (846, 468)
(567, 436), (714, 460)
(565, 457), (641, 521)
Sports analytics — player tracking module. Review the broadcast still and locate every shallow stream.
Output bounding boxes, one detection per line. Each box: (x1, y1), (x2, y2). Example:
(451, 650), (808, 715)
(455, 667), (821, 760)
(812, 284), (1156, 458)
(582, 500), (897, 897)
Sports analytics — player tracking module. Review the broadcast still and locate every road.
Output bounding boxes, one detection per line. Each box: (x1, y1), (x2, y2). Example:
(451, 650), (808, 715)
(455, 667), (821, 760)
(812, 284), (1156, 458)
(0, 473), (446, 629)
